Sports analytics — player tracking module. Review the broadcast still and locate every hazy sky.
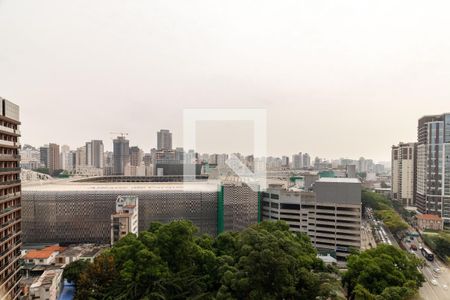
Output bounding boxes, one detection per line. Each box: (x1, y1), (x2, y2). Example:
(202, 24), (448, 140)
(1, 0), (450, 161)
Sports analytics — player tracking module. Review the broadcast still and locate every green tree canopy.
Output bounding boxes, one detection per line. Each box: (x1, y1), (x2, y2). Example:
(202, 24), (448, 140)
(70, 220), (342, 300)
(342, 244), (424, 300)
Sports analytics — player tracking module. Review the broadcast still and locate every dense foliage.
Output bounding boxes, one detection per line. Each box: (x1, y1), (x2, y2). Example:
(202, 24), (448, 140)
(342, 244), (425, 300)
(422, 231), (450, 263)
(362, 190), (408, 234)
(67, 220), (342, 300)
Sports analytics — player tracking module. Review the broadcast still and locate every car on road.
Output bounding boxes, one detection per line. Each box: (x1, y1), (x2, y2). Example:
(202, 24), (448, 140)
(430, 279), (438, 286)
(443, 284), (448, 290)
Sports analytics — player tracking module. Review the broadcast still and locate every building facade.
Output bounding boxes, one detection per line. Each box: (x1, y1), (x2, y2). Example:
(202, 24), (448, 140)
(391, 142), (416, 206)
(262, 178), (361, 260)
(47, 143), (60, 174)
(0, 98), (22, 299)
(416, 113), (450, 222)
(111, 195), (138, 245)
(113, 136), (130, 175)
(22, 178), (260, 244)
(157, 129), (172, 151)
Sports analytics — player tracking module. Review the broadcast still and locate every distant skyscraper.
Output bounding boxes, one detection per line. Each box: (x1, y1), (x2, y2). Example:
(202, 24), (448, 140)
(86, 140), (104, 169)
(416, 113), (450, 221)
(0, 98), (22, 299)
(75, 146), (87, 167)
(157, 129), (172, 150)
(302, 153), (311, 168)
(129, 146), (143, 167)
(113, 136), (130, 175)
(39, 145), (49, 168)
(392, 142), (416, 206)
(48, 143), (61, 174)
(281, 156), (289, 168)
(60, 145), (70, 170)
(292, 153), (303, 169)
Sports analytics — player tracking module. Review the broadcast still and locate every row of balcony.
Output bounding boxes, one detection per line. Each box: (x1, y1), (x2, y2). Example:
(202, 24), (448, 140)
(0, 154), (20, 161)
(0, 125), (20, 136)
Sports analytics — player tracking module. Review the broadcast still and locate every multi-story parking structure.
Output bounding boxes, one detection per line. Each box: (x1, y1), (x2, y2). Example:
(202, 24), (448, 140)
(261, 178), (361, 260)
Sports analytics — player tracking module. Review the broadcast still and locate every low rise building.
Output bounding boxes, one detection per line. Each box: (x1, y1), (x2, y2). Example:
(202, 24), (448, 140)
(23, 245), (65, 266)
(417, 214), (444, 231)
(29, 269), (63, 300)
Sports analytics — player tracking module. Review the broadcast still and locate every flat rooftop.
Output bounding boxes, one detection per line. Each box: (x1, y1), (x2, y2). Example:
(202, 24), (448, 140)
(317, 178), (361, 184)
(22, 179), (221, 192)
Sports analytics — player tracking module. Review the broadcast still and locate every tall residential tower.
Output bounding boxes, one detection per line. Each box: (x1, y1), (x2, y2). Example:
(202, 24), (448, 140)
(416, 113), (450, 222)
(0, 98), (22, 299)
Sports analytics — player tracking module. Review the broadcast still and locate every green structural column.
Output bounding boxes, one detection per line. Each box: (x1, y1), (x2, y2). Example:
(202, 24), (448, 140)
(258, 191), (262, 223)
(217, 185), (224, 234)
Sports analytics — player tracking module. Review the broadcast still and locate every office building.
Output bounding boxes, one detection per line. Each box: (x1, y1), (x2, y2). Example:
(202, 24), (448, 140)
(113, 136), (130, 175)
(22, 178), (259, 244)
(111, 196), (138, 245)
(48, 143), (60, 174)
(416, 113), (450, 222)
(39, 146), (48, 168)
(86, 140), (104, 169)
(391, 142), (416, 206)
(262, 178), (361, 260)
(0, 98), (22, 299)
(157, 129), (172, 150)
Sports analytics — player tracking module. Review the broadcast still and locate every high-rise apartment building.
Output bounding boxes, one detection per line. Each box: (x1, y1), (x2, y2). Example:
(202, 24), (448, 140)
(302, 153), (311, 168)
(48, 143), (60, 174)
(129, 146), (143, 167)
(416, 113), (450, 221)
(0, 98), (22, 299)
(292, 153), (303, 169)
(113, 136), (130, 175)
(86, 140), (104, 169)
(391, 142), (416, 206)
(157, 129), (172, 150)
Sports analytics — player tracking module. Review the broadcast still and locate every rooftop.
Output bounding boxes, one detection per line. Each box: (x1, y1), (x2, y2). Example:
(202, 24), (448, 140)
(25, 245), (65, 260)
(23, 179), (221, 192)
(316, 178), (361, 184)
(417, 214), (442, 221)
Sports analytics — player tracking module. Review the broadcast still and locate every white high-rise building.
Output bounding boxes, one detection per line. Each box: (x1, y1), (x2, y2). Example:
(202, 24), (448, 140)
(292, 153), (303, 169)
(391, 142), (416, 206)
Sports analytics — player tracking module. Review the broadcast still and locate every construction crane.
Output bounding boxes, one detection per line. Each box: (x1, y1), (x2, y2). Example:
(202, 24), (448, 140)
(110, 132), (129, 139)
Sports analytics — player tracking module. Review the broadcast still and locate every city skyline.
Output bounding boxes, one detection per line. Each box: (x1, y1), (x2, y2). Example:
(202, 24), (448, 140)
(3, 1), (450, 161)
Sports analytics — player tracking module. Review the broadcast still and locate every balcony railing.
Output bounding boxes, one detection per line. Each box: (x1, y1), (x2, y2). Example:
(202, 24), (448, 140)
(0, 168), (20, 173)
(0, 154), (20, 161)
(0, 180), (21, 186)
(0, 126), (15, 134)
(0, 193), (20, 203)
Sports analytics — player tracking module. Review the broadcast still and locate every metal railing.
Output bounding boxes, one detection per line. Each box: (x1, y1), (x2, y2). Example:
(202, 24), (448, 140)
(0, 168), (20, 173)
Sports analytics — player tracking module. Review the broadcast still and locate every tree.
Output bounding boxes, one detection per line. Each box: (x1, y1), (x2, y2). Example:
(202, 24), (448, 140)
(63, 259), (90, 285)
(342, 244), (424, 300)
(72, 220), (341, 300)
